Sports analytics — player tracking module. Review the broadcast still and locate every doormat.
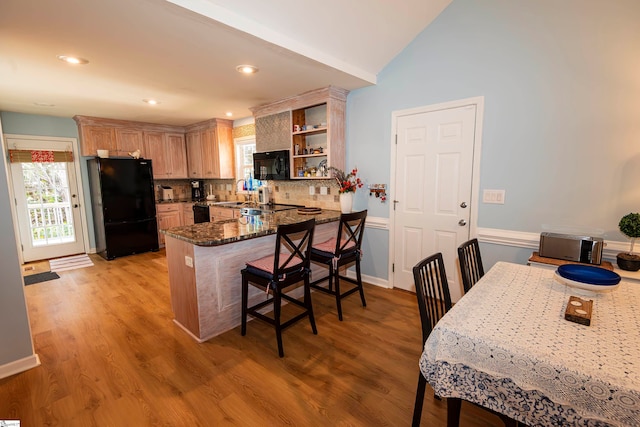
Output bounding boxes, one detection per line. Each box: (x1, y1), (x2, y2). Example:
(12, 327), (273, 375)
(24, 271), (60, 286)
(49, 254), (94, 272)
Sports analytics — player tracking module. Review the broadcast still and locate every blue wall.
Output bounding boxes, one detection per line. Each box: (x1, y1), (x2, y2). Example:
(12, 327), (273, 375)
(347, 0), (640, 276)
(0, 118), (35, 368)
(0, 112), (96, 248)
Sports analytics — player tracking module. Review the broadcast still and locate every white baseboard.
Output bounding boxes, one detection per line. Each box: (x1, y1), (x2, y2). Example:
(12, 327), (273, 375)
(345, 269), (391, 289)
(0, 353), (40, 380)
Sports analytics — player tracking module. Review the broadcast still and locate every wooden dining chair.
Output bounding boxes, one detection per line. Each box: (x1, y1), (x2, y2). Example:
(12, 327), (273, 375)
(457, 238), (485, 294)
(309, 210), (367, 321)
(241, 218), (317, 357)
(412, 252), (454, 427)
(412, 252), (519, 427)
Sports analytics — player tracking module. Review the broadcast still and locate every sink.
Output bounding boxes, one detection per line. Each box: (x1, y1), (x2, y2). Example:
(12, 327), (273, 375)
(240, 207), (262, 216)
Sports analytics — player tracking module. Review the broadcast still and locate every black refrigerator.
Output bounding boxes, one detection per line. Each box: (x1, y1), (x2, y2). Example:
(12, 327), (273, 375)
(88, 158), (159, 260)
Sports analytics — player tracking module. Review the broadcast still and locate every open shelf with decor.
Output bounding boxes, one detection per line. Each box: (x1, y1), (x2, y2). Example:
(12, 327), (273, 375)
(250, 86), (347, 180)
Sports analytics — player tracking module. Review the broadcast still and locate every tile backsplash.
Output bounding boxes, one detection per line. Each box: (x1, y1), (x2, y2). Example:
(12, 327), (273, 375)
(153, 178), (342, 209)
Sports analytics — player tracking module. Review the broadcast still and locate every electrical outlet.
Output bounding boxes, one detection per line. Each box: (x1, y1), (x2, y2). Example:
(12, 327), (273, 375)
(185, 255), (193, 268)
(309, 186), (315, 195)
(320, 186), (328, 195)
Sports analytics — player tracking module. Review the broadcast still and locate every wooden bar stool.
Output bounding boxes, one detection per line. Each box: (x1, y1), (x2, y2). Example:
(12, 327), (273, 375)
(241, 218), (317, 357)
(309, 210), (367, 321)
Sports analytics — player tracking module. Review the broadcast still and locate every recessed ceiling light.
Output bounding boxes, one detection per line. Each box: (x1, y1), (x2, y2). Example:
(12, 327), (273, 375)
(143, 99), (160, 105)
(33, 102), (56, 107)
(236, 65), (258, 74)
(225, 112), (233, 117)
(56, 55), (89, 65)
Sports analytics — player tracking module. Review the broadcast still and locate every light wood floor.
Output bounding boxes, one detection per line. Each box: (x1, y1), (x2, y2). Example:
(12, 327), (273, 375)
(1, 250), (505, 426)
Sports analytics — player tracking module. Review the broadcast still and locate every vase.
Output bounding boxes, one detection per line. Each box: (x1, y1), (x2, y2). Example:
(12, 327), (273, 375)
(339, 192), (353, 213)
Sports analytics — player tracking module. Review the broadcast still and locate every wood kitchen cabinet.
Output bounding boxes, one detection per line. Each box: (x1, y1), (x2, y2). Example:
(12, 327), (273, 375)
(115, 128), (145, 158)
(186, 131), (205, 178)
(250, 86), (347, 179)
(75, 123), (117, 156)
(209, 206), (240, 222)
(157, 202), (196, 246)
(74, 116), (182, 160)
(181, 202), (195, 226)
(157, 204), (182, 246)
(185, 119), (234, 179)
(144, 131), (188, 179)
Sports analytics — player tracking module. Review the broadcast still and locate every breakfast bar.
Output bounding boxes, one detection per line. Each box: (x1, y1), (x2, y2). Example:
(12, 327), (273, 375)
(161, 209), (341, 342)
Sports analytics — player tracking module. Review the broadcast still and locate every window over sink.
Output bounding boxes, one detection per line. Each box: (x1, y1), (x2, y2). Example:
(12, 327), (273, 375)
(234, 136), (256, 192)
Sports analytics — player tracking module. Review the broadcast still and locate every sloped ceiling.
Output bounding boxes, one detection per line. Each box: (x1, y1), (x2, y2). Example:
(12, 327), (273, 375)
(0, 0), (451, 126)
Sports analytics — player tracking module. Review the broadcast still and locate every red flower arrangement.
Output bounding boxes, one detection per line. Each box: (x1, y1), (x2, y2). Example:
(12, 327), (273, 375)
(329, 167), (363, 194)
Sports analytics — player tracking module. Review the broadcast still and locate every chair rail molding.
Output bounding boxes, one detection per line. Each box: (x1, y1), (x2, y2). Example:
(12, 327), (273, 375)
(477, 227), (632, 261)
(364, 216), (388, 230)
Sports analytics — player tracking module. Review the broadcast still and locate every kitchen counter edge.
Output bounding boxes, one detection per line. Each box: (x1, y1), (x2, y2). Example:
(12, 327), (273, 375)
(160, 209), (342, 246)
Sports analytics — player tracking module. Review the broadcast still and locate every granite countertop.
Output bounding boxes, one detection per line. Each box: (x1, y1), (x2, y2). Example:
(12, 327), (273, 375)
(156, 198), (196, 204)
(161, 209), (342, 246)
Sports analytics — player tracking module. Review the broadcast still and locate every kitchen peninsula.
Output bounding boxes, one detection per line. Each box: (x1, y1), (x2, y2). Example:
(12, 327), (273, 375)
(162, 209), (341, 342)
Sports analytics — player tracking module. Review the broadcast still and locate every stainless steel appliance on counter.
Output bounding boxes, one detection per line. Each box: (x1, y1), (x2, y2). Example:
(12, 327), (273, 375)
(538, 232), (604, 265)
(88, 158), (159, 260)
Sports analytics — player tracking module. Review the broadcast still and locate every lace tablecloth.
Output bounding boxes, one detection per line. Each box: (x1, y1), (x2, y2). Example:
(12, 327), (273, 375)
(420, 262), (640, 426)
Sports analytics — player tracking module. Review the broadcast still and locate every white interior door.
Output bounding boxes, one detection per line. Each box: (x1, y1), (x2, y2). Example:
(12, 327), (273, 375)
(7, 136), (85, 262)
(391, 100), (481, 301)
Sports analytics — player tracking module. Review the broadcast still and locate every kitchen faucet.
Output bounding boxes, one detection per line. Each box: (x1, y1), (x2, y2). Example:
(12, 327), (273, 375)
(236, 179), (257, 205)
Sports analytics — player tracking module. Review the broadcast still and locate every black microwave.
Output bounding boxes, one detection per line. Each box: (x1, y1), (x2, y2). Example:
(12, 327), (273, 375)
(253, 150), (290, 180)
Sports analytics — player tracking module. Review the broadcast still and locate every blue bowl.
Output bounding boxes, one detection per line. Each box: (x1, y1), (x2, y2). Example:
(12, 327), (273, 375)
(557, 264), (621, 286)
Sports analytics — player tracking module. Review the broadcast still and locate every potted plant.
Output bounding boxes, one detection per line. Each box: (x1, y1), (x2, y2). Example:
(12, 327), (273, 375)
(617, 212), (640, 271)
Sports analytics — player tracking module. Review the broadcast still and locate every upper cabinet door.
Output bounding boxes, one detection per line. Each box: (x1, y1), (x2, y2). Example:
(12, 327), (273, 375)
(144, 132), (168, 179)
(115, 128), (145, 158)
(184, 119), (234, 179)
(186, 131), (204, 178)
(80, 125), (117, 156)
(216, 124), (234, 179)
(166, 133), (187, 179)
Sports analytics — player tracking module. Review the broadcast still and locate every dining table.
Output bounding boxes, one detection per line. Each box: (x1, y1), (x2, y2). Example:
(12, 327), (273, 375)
(419, 261), (640, 427)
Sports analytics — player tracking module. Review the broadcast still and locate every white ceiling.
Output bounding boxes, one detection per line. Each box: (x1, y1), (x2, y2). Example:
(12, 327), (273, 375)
(0, 0), (450, 126)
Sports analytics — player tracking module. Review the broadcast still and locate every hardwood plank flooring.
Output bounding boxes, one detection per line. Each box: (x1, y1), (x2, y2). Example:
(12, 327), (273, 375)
(1, 250), (505, 426)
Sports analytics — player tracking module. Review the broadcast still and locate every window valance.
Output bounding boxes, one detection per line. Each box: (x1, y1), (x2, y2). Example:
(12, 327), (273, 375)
(8, 149), (74, 163)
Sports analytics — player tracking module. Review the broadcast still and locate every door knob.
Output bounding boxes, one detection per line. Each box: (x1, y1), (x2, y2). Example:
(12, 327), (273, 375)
(460, 202), (467, 208)
(458, 219), (467, 226)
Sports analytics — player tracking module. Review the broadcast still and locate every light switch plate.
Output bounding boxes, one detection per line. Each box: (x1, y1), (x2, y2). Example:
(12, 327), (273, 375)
(320, 186), (328, 195)
(309, 186), (315, 195)
(483, 189), (505, 204)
